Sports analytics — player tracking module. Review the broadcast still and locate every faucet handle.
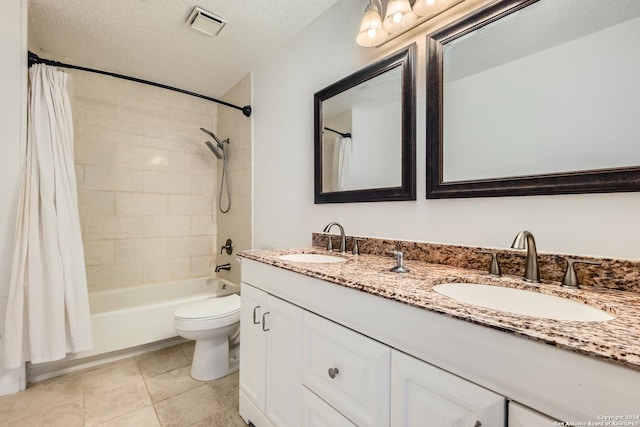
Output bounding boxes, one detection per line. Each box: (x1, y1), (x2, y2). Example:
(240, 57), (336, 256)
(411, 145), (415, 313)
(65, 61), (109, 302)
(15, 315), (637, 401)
(561, 257), (601, 289)
(326, 235), (334, 252)
(352, 238), (360, 255)
(477, 250), (501, 277)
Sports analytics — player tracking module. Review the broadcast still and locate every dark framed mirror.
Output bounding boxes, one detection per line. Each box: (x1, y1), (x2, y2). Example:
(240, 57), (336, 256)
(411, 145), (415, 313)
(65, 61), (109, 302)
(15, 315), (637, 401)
(314, 43), (416, 204)
(426, 0), (640, 199)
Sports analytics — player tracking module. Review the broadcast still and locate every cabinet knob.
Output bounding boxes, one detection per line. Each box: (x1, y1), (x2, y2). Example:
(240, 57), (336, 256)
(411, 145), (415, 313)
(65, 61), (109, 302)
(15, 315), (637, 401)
(474, 421), (481, 427)
(328, 367), (339, 379)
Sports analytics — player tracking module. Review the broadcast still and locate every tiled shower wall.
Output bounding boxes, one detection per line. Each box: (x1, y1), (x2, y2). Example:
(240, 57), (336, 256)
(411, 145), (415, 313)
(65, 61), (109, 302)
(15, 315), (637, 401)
(215, 74), (252, 285)
(71, 70), (219, 292)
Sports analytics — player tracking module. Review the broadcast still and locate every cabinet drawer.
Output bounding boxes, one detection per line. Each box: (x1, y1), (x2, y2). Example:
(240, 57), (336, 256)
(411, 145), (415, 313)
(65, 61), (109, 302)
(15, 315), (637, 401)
(302, 312), (390, 427)
(302, 386), (356, 427)
(509, 402), (558, 426)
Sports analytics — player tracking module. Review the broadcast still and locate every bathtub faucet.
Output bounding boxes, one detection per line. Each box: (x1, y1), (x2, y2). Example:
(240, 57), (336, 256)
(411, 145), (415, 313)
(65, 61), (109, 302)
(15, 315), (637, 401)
(215, 263), (231, 272)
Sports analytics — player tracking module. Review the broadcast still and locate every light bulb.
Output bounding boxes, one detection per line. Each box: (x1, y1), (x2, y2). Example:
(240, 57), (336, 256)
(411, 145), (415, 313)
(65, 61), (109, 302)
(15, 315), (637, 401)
(413, 0), (445, 17)
(356, 3), (388, 47)
(383, 0), (416, 33)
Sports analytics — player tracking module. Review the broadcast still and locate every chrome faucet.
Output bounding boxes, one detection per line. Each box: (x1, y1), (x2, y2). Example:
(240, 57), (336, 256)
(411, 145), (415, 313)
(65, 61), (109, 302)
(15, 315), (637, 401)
(323, 222), (346, 253)
(511, 230), (540, 283)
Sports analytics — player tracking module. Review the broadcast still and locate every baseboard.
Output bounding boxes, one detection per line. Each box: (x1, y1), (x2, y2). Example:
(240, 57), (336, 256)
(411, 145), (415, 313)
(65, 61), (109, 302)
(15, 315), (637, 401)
(27, 337), (185, 384)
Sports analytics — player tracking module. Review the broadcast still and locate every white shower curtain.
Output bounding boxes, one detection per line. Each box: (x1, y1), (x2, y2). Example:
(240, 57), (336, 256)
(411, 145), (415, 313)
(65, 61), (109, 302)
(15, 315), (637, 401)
(4, 64), (93, 369)
(337, 136), (352, 191)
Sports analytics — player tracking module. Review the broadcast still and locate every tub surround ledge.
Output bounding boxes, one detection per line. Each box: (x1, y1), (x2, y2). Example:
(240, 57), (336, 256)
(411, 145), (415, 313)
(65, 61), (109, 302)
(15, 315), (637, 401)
(240, 246), (640, 372)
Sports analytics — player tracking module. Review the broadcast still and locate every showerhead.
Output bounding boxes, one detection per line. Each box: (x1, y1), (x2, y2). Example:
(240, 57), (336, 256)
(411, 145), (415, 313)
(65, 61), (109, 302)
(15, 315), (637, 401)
(201, 127), (227, 159)
(200, 127), (223, 146)
(205, 140), (224, 160)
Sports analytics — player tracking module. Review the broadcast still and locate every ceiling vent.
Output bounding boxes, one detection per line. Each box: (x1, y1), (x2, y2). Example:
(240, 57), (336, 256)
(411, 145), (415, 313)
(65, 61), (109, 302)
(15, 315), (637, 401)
(187, 6), (228, 37)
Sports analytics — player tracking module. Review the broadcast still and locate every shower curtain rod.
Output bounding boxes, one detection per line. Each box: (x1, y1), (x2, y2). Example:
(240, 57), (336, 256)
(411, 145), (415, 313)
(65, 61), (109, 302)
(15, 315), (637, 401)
(28, 51), (252, 118)
(324, 126), (351, 138)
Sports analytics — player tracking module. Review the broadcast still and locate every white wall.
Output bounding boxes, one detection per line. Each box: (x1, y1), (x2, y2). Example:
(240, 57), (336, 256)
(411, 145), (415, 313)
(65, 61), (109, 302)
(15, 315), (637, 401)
(252, 0), (640, 260)
(0, 0), (27, 393)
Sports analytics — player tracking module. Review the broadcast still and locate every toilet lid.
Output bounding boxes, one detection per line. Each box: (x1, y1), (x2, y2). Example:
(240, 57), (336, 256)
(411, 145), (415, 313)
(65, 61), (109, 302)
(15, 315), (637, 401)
(174, 294), (241, 320)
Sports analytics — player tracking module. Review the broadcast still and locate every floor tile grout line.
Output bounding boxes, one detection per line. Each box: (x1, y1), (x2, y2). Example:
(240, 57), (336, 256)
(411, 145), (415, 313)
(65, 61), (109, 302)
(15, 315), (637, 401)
(4, 342), (243, 427)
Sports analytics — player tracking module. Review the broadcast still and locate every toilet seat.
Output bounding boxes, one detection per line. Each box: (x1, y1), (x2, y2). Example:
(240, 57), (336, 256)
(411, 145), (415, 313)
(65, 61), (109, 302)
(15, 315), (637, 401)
(175, 294), (240, 320)
(174, 294), (240, 331)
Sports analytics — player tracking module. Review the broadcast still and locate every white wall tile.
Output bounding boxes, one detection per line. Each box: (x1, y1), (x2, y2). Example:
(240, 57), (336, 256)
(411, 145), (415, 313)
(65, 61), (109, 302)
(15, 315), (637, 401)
(82, 215), (145, 240)
(190, 256), (212, 277)
(116, 192), (167, 215)
(191, 215), (215, 236)
(189, 153), (215, 175)
(84, 165), (144, 192)
(143, 171), (191, 194)
(143, 258), (190, 283)
(78, 190), (115, 216)
(75, 141), (116, 166)
(75, 164), (85, 190)
(83, 240), (115, 266)
(116, 238), (168, 261)
(117, 145), (168, 170)
(117, 97), (169, 127)
(167, 236), (211, 258)
(86, 261), (143, 291)
(190, 174), (215, 196)
(167, 150), (192, 172)
(79, 112), (145, 135)
(168, 195), (212, 216)
(143, 216), (190, 237)
(84, 126), (143, 146)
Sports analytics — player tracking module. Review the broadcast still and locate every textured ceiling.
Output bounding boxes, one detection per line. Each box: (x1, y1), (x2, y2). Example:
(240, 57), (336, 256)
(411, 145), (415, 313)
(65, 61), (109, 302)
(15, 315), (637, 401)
(28, 0), (340, 98)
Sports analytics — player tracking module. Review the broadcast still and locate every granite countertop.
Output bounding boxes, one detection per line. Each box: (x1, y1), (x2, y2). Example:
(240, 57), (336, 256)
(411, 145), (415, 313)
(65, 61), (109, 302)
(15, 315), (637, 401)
(240, 247), (640, 371)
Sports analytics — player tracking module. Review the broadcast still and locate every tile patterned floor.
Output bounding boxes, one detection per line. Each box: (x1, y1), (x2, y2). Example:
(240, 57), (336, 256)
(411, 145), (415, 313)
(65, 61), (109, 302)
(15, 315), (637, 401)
(0, 342), (248, 427)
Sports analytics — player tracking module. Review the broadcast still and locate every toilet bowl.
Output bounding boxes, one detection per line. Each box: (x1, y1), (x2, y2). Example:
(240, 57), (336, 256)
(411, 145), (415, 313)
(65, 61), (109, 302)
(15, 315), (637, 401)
(174, 294), (241, 381)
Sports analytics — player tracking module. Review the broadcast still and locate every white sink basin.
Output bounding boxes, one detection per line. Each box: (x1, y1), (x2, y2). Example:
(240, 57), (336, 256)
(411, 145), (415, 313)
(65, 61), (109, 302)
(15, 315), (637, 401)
(277, 253), (347, 263)
(433, 283), (614, 322)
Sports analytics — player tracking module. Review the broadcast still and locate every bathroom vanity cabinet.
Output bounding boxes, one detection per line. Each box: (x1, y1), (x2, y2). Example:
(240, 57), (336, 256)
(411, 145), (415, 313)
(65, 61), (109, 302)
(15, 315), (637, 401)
(239, 257), (639, 426)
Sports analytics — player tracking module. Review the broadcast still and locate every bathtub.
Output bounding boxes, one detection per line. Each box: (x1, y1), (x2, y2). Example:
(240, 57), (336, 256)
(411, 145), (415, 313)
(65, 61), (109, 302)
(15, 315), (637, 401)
(83, 276), (239, 359)
(27, 276), (239, 382)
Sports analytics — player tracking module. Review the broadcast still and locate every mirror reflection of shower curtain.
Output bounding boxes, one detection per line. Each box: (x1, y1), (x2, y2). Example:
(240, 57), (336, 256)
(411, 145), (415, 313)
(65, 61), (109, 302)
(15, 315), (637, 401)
(4, 64), (93, 369)
(332, 136), (352, 191)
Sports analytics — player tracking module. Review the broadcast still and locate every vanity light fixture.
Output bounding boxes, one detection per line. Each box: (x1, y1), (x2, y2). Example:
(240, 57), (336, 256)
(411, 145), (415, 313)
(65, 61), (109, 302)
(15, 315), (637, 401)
(356, 0), (389, 47)
(383, 0), (417, 33)
(413, 0), (438, 17)
(356, 0), (465, 47)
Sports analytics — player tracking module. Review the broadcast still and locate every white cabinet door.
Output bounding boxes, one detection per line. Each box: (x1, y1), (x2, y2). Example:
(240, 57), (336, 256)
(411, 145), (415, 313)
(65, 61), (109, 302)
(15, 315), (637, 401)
(509, 402), (558, 426)
(239, 283), (303, 427)
(239, 283), (267, 415)
(265, 294), (303, 427)
(391, 350), (506, 427)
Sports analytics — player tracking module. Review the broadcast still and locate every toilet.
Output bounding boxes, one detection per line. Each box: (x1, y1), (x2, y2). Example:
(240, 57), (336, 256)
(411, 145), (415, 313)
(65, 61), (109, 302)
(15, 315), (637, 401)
(174, 294), (241, 381)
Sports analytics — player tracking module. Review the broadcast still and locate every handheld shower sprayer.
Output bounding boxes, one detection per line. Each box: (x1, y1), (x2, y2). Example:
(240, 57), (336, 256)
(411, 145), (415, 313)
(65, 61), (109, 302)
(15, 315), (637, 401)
(205, 141), (224, 160)
(200, 127), (231, 213)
